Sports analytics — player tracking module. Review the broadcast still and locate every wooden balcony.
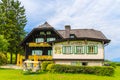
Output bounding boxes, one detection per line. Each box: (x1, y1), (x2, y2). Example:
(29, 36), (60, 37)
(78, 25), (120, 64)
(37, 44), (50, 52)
(28, 55), (52, 60)
(28, 42), (51, 47)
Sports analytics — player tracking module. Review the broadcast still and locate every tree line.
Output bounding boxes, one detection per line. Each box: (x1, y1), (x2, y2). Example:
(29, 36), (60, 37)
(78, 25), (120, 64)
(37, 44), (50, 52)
(0, 0), (27, 64)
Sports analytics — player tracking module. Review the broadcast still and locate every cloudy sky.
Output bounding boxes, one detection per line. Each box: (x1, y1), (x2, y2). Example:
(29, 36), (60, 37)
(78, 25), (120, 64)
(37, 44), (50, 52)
(19, 0), (120, 61)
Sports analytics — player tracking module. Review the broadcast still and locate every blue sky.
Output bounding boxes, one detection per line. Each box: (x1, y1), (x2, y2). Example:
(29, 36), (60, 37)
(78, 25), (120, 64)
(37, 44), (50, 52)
(19, 0), (120, 61)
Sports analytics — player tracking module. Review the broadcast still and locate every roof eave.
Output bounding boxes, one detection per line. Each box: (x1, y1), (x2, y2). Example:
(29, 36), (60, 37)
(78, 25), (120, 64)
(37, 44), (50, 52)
(49, 37), (110, 44)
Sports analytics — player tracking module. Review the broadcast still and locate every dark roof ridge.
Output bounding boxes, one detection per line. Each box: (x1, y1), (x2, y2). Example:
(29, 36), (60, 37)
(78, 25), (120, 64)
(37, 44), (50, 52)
(37, 21), (53, 28)
(71, 28), (99, 31)
(57, 28), (101, 32)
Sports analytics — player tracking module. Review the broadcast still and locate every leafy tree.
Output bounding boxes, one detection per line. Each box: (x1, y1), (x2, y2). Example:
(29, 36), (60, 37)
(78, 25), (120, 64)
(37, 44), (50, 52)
(0, 35), (9, 52)
(0, 0), (27, 64)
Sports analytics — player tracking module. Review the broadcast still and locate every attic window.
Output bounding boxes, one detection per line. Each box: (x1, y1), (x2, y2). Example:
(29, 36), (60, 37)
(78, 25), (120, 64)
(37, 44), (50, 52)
(40, 32), (45, 35)
(70, 34), (75, 38)
(46, 31), (51, 35)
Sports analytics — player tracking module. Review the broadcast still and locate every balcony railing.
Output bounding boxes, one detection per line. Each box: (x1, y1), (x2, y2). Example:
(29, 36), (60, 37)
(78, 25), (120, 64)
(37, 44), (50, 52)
(29, 42), (51, 47)
(28, 55), (52, 60)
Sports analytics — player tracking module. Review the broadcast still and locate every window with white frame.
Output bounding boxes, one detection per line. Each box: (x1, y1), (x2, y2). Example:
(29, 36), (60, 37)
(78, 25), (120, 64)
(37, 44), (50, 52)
(32, 50), (42, 55)
(71, 61), (82, 66)
(70, 34), (75, 38)
(40, 32), (45, 35)
(35, 38), (44, 43)
(47, 38), (56, 42)
(75, 46), (84, 54)
(46, 31), (51, 35)
(86, 45), (98, 54)
(48, 50), (52, 55)
(62, 46), (72, 54)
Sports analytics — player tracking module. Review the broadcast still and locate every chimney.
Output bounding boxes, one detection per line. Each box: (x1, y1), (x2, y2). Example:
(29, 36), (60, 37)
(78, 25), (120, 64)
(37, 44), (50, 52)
(65, 25), (71, 38)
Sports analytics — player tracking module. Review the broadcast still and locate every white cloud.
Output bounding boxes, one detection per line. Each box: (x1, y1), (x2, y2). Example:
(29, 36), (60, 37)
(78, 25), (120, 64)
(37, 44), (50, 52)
(19, 0), (120, 60)
(48, 0), (120, 45)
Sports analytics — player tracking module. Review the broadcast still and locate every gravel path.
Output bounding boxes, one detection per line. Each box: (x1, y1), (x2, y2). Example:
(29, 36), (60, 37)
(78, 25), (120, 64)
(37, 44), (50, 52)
(0, 64), (22, 69)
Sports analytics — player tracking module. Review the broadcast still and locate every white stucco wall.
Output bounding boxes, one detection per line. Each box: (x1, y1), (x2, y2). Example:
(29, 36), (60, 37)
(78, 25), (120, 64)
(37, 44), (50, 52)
(54, 61), (103, 66)
(52, 41), (104, 60)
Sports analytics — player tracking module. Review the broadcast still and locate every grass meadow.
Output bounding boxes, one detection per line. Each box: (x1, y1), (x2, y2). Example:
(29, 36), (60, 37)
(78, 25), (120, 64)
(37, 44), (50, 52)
(0, 66), (120, 80)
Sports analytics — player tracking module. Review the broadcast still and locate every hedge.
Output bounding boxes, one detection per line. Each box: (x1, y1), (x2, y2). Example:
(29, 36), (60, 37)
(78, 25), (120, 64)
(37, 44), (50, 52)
(48, 64), (114, 76)
(41, 61), (53, 71)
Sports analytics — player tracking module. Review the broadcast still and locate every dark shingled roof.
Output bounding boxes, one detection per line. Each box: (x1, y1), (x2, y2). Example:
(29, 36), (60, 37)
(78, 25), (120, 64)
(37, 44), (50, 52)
(57, 29), (107, 40)
(20, 22), (110, 45)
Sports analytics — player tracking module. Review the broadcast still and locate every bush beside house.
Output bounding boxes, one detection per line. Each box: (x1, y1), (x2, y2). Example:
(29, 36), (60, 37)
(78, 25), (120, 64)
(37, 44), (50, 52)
(41, 61), (53, 71)
(47, 64), (114, 76)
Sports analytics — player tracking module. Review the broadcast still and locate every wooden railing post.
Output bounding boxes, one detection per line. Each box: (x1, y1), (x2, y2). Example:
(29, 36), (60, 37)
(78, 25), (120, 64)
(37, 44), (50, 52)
(34, 54), (38, 67)
(20, 55), (23, 66)
(17, 54), (20, 66)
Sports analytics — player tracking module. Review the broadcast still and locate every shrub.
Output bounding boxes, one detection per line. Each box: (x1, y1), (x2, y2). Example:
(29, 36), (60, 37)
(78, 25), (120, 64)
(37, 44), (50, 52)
(46, 63), (54, 71)
(41, 61), (53, 71)
(48, 64), (114, 76)
(116, 62), (120, 66)
(0, 52), (7, 65)
(110, 62), (116, 68)
(94, 66), (114, 76)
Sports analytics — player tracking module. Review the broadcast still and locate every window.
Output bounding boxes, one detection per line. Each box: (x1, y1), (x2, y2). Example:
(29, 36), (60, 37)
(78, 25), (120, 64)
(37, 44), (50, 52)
(82, 62), (88, 66)
(75, 46), (84, 54)
(47, 38), (56, 42)
(32, 50), (42, 55)
(48, 50), (52, 55)
(86, 45), (98, 54)
(70, 34), (75, 38)
(46, 31), (51, 35)
(71, 62), (87, 66)
(70, 35), (74, 38)
(35, 38), (44, 43)
(71, 62), (77, 66)
(71, 61), (82, 66)
(62, 46), (72, 54)
(40, 32), (45, 35)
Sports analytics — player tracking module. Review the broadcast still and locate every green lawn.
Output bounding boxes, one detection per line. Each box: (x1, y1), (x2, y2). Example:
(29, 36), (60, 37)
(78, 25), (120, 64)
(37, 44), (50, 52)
(0, 67), (120, 80)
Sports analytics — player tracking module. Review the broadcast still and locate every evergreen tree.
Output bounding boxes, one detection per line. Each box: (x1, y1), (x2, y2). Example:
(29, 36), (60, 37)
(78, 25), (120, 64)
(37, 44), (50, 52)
(0, 35), (9, 52)
(0, 0), (27, 64)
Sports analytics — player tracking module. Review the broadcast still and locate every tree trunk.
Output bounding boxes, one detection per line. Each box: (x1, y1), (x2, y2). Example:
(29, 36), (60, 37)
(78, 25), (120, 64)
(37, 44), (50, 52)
(15, 53), (17, 64)
(10, 53), (12, 64)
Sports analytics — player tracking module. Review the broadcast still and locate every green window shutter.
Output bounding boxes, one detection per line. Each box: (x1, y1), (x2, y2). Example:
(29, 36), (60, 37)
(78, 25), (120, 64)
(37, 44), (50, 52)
(50, 50), (53, 55)
(48, 50), (51, 55)
(86, 46), (89, 54)
(72, 46), (75, 54)
(48, 50), (50, 55)
(74, 46), (77, 54)
(70, 46), (73, 54)
(84, 46), (86, 54)
(82, 46), (84, 54)
(47, 38), (49, 42)
(32, 50), (35, 55)
(95, 45), (98, 54)
(62, 46), (65, 54)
